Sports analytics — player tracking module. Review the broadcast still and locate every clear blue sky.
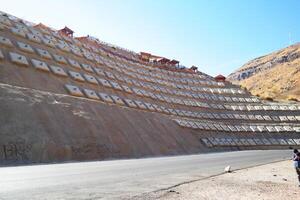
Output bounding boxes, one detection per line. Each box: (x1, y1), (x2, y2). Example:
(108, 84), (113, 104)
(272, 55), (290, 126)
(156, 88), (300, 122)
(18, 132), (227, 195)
(1, 0), (299, 76)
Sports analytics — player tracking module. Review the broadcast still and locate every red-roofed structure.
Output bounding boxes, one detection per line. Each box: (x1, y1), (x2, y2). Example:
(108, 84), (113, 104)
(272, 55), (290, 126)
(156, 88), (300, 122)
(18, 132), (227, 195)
(58, 26), (74, 37)
(140, 52), (152, 62)
(190, 66), (198, 72)
(139, 52), (180, 68)
(168, 59), (179, 66)
(34, 23), (52, 31)
(156, 57), (170, 65)
(215, 74), (226, 82)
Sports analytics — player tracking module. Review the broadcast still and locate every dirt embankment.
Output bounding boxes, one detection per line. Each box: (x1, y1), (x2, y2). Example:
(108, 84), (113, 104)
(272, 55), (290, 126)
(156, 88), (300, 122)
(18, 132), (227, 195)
(132, 160), (300, 200)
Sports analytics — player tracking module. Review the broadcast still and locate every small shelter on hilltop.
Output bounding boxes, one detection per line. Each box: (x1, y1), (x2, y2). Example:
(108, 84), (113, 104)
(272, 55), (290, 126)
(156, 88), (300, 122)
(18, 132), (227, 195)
(58, 26), (74, 37)
(139, 52), (152, 62)
(190, 65), (198, 72)
(215, 74), (226, 82)
(168, 59), (180, 67)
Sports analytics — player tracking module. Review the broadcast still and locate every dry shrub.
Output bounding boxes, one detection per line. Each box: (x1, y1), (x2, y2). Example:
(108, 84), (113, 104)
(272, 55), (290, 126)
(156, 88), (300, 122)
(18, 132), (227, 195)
(263, 96), (274, 101)
(287, 96), (298, 102)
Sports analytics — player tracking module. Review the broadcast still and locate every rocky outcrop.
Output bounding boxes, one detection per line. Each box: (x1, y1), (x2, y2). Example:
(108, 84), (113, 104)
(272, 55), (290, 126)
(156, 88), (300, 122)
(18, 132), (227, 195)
(228, 43), (300, 101)
(229, 43), (300, 81)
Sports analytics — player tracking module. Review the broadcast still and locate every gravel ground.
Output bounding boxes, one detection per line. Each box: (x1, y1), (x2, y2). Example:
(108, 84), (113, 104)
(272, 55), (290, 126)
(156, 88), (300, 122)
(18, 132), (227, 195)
(130, 160), (300, 200)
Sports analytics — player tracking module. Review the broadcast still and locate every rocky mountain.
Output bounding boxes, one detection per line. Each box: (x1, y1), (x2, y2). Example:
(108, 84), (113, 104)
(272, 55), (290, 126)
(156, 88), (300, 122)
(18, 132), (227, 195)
(228, 43), (300, 101)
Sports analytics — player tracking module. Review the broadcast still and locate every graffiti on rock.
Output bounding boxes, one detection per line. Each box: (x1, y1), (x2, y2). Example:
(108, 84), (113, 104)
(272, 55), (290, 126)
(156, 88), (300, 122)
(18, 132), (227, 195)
(1, 139), (32, 161)
(70, 143), (119, 156)
(71, 144), (93, 155)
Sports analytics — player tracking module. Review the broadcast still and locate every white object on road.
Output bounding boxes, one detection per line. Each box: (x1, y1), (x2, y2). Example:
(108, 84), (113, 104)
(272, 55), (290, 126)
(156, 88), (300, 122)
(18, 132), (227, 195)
(224, 165), (231, 173)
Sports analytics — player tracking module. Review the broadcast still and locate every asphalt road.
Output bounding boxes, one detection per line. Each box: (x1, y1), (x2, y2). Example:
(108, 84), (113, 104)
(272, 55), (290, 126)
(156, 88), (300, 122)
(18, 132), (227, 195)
(0, 150), (291, 200)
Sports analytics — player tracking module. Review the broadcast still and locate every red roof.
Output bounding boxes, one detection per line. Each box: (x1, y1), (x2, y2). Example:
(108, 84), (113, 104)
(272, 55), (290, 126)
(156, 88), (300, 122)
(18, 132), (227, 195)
(60, 26), (74, 34)
(58, 26), (74, 37)
(34, 23), (51, 31)
(214, 74), (226, 82)
(168, 59), (179, 65)
(140, 52), (151, 56)
(215, 74), (226, 79)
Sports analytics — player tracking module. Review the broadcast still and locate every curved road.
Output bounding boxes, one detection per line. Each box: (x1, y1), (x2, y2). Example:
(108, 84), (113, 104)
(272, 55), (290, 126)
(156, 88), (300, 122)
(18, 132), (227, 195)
(0, 150), (291, 200)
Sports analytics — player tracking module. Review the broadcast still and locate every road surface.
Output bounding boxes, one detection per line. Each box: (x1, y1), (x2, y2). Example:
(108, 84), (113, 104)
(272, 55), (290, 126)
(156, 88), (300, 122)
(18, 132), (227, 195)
(0, 150), (291, 200)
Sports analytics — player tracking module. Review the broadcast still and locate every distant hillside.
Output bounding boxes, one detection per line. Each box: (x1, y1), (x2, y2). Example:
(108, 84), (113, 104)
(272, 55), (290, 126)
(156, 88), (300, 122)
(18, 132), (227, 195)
(228, 43), (300, 101)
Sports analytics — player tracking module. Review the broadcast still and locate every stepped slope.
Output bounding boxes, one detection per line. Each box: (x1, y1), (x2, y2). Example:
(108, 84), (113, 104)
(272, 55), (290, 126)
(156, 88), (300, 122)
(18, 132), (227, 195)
(0, 11), (300, 165)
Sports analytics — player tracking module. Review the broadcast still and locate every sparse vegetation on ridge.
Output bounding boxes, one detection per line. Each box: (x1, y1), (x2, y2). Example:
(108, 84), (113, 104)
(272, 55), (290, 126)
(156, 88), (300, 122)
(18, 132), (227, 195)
(228, 43), (300, 101)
